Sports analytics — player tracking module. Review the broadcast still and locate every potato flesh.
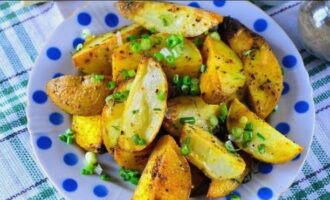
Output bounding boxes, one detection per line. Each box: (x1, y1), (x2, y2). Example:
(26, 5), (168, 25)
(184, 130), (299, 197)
(227, 99), (303, 164)
(219, 17), (283, 118)
(181, 124), (246, 179)
(72, 24), (143, 75)
(101, 80), (132, 154)
(112, 33), (202, 81)
(132, 135), (191, 200)
(200, 36), (246, 104)
(163, 96), (219, 137)
(115, 1), (223, 37)
(72, 115), (104, 153)
(118, 57), (168, 151)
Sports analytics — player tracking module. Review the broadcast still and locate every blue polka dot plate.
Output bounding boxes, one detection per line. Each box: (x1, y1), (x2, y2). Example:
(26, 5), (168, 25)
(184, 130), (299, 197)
(27, 1), (315, 200)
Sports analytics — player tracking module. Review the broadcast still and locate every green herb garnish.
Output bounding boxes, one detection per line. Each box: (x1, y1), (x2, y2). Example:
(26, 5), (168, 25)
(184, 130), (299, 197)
(132, 134), (146, 145)
(210, 32), (220, 40)
(200, 64), (207, 73)
(119, 168), (140, 185)
(58, 128), (74, 145)
(108, 81), (116, 90)
(209, 115), (219, 126)
(154, 52), (165, 62)
(90, 74), (105, 82)
(257, 132), (266, 141)
(180, 137), (191, 156)
(180, 117), (196, 124)
(153, 108), (161, 111)
(100, 173), (111, 181)
(157, 91), (166, 101)
(132, 109), (139, 114)
(225, 140), (239, 153)
(106, 90), (129, 102)
(258, 144), (266, 153)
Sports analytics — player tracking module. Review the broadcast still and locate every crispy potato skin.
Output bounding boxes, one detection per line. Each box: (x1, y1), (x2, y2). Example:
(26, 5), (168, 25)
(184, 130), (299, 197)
(115, 1), (223, 37)
(219, 17), (283, 118)
(114, 143), (154, 171)
(102, 80), (133, 154)
(163, 96), (219, 137)
(200, 35), (246, 104)
(227, 99), (303, 164)
(118, 57), (168, 151)
(181, 124), (246, 180)
(46, 75), (112, 116)
(132, 135), (191, 200)
(112, 33), (202, 81)
(207, 155), (252, 198)
(72, 115), (105, 153)
(72, 24), (143, 75)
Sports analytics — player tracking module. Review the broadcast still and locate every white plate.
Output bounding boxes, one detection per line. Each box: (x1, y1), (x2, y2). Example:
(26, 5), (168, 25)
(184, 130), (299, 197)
(27, 1), (315, 200)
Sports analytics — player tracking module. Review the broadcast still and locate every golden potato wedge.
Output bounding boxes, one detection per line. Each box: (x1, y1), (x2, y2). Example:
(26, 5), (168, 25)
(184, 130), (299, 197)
(227, 99), (303, 163)
(114, 143), (154, 171)
(132, 135), (191, 200)
(118, 57), (168, 151)
(112, 33), (202, 81)
(163, 96), (220, 137)
(115, 1), (223, 37)
(102, 80), (133, 154)
(72, 24), (144, 75)
(72, 115), (105, 153)
(200, 35), (246, 104)
(181, 124), (246, 179)
(207, 154), (252, 198)
(46, 75), (112, 116)
(219, 17), (283, 118)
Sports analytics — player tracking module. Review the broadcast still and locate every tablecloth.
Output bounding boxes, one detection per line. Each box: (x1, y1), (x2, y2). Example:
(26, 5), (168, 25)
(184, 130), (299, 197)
(0, 1), (329, 200)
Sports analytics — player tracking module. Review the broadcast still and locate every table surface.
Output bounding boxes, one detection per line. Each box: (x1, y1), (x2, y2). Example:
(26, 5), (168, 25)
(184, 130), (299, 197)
(0, 1), (329, 200)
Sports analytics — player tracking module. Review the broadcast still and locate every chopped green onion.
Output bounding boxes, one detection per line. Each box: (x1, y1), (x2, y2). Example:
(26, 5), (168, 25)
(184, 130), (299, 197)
(229, 194), (241, 200)
(141, 34), (150, 39)
(154, 52), (165, 62)
(159, 15), (172, 27)
(127, 35), (139, 42)
(245, 122), (253, 131)
(132, 109), (139, 114)
(131, 42), (141, 53)
(75, 43), (83, 51)
(190, 84), (200, 96)
(232, 127), (244, 139)
(219, 103), (228, 118)
(58, 134), (67, 142)
(258, 144), (266, 153)
(181, 84), (190, 95)
(153, 108), (161, 111)
(66, 135), (74, 144)
(210, 32), (221, 40)
(182, 75), (191, 86)
(132, 134), (146, 145)
(130, 176), (139, 185)
(90, 74), (105, 82)
(272, 105), (279, 113)
(180, 137), (191, 156)
(180, 117), (196, 124)
(119, 168), (140, 184)
(85, 152), (98, 165)
(257, 132), (266, 141)
(127, 70), (136, 77)
(108, 81), (116, 90)
(150, 27), (156, 33)
(173, 74), (180, 84)
(239, 116), (248, 124)
(140, 38), (152, 51)
(100, 173), (111, 181)
(209, 115), (219, 126)
(171, 44), (183, 58)
(121, 69), (136, 79)
(200, 64), (207, 73)
(204, 30), (209, 35)
(166, 35), (184, 48)
(242, 48), (257, 59)
(106, 90), (129, 102)
(81, 29), (92, 39)
(281, 67), (285, 76)
(165, 55), (175, 66)
(81, 163), (96, 175)
(243, 130), (253, 147)
(193, 38), (203, 47)
(218, 115), (226, 124)
(225, 140), (238, 153)
(157, 91), (166, 101)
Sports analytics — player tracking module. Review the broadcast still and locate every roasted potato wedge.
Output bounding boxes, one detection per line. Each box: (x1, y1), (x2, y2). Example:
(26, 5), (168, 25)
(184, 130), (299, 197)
(114, 143), (154, 171)
(112, 33), (202, 81)
(219, 17), (283, 118)
(46, 75), (112, 116)
(132, 135), (191, 200)
(115, 1), (223, 37)
(181, 124), (246, 179)
(102, 80), (133, 154)
(163, 96), (220, 137)
(72, 115), (105, 153)
(207, 154), (252, 198)
(118, 57), (168, 151)
(227, 99), (303, 163)
(72, 24), (144, 75)
(200, 35), (246, 104)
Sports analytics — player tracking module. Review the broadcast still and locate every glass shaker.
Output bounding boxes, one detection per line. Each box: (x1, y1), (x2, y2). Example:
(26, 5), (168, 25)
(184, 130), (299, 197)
(298, 1), (330, 61)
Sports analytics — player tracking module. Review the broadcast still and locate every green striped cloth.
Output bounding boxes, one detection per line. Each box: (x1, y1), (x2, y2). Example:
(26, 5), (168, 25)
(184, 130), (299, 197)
(0, 1), (329, 200)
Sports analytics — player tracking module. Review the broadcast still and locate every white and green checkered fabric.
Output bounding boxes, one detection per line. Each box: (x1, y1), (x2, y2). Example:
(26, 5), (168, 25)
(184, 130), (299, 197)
(0, 1), (329, 200)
